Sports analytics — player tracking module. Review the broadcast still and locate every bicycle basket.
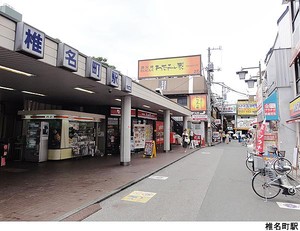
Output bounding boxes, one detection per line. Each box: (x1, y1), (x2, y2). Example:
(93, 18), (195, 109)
(254, 155), (265, 171)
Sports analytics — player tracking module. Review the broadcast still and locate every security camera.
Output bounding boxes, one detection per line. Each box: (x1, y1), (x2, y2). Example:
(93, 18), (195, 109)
(155, 88), (163, 95)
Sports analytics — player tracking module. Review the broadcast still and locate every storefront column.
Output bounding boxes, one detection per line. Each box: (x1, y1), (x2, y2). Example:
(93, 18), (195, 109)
(183, 116), (188, 131)
(164, 109), (171, 152)
(120, 95), (131, 166)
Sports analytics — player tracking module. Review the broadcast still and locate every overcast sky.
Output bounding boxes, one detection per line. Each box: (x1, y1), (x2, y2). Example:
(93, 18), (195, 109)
(1, 0), (287, 103)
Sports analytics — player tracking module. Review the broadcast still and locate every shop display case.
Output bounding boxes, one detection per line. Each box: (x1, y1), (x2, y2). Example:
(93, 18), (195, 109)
(69, 122), (96, 157)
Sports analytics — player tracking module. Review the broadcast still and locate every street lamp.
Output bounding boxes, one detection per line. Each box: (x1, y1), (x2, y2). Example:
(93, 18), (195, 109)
(236, 61), (261, 88)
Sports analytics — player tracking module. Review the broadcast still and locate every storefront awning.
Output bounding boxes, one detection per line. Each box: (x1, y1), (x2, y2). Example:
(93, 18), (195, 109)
(286, 117), (300, 124)
(290, 44), (300, 67)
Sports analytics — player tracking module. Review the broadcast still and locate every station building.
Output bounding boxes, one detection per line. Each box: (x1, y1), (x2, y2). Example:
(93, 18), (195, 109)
(0, 5), (191, 166)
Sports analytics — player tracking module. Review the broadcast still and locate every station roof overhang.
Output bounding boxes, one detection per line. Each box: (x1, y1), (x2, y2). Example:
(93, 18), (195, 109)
(0, 46), (191, 117)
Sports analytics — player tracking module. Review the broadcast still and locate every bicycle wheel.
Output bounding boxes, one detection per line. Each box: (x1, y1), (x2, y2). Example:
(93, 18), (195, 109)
(252, 171), (281, 199)
(287, 175), (300, 200)
(246, 156), (255, 173)
(273, 157), (292, 175)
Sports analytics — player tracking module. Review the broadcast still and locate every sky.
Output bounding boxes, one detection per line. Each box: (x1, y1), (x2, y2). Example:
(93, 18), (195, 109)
(1, 0), (288, 103)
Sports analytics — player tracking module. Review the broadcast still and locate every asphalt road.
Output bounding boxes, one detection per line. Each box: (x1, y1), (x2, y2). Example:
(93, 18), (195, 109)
(84, 141), (300, 222)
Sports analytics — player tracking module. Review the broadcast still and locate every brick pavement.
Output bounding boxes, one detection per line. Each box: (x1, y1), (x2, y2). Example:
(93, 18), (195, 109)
(0, 145), (201, 221)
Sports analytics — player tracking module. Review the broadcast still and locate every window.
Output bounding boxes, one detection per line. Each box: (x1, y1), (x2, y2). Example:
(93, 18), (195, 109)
(177, 96), (187, 106)
(295, 57), (300, 94)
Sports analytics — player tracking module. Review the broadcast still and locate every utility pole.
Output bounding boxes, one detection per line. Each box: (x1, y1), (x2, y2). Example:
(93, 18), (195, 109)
(206, 46), (222, 146)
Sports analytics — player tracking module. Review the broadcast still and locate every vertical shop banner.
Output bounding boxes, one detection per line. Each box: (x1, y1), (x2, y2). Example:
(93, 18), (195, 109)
(256, 120), (266, 154)
(155, 121), (164, 145)
(263, 91), (279, 121)
(190, 95), (207, 111)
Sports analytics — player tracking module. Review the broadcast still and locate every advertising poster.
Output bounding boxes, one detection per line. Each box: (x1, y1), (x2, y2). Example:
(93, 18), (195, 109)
(133, 124), (146, 149)
(138, 55), (201, 79)
(155, 121), (164, 145)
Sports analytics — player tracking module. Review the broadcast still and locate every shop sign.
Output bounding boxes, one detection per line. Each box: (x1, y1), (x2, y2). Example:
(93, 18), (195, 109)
(263, 91), (279, 121)
(236, 118), (255, 130)
(190, 95), (207, 111)
(256, 121), (266, 153)
(57, 43), (78, 72)
(192, 113), (208, 121)
(137, 109), (157, 120)
(221, 104), (236, 114)
(237, 100), (257, 116)
(138, 55), (201, 79)
(15, 22), (45, 59)
(290, 95), (300, 118)
(264, 133), (277, 141)
(155, 121), (164, 145)
(110, 107), (136, 117)
(121, 76), (132, 93)
(85, 57), (101, 80)
(107, 68), (119, 87)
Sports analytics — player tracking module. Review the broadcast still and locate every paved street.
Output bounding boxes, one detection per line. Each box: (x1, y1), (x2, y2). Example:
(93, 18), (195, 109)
(85, 141), (300, 221)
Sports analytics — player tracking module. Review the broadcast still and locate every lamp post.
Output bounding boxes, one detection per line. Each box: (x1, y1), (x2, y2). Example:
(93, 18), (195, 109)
(236, 61), (262, 88)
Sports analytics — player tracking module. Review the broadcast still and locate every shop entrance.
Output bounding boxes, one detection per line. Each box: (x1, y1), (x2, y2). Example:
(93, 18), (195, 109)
(107, 117), (120, 155)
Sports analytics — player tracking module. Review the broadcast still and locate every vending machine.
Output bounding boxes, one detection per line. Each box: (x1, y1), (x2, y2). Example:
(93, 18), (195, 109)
(24, 121), (49, 162)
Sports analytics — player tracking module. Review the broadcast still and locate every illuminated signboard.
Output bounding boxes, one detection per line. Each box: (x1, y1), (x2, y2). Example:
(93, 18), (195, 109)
(190, 95), (207, 111)
(138, 55), (201, 79)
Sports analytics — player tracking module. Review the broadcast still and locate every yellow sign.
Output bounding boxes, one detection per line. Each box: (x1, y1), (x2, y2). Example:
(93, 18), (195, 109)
(237, 100), (257, 116)
(122, 191), (157, 203)
(290, 95), (300, 117)
(190, 95), (207, 111)
(143, 140), (156, 158)
(138, 55), (201, 79)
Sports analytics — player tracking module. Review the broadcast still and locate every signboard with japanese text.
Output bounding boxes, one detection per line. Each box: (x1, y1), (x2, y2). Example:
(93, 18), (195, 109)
(290, 95), (300, 118)
(85, 57), (101, 80)
(256, 121), (266, 154)
(155, 121), (164, 145)
(221, 104), (236, 114)
(15, 22), (45, 59)
(110, 107), (136, 117)
(57, 43), (78, 72)
(121, 76), (132, 92)
(190, 95), (207, 111)
(191, 111), (208, 121)
(236, 118), (255, 130)
(263, 91), (279, 121)
(237, 100), (257, 116)
(137, 109), (157, 120)
(138, 55), (201, 79)
(107, 68), (119, 87)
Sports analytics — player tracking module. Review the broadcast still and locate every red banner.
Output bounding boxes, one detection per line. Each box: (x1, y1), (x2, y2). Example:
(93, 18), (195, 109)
(256, 121), (266, 154)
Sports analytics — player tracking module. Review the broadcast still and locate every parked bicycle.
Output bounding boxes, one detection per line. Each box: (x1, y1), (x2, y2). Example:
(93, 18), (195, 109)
(246, 146), (292, 175)
(252, 164), (300, 200)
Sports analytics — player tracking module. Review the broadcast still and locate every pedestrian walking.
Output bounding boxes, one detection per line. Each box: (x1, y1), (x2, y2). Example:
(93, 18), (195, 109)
(182, 129), (189, 152)
(225, 133), (230, 144)
(189, 129), (194, 149)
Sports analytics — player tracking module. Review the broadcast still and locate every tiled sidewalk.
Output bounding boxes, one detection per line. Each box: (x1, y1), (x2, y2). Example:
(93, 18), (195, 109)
(0, 145), (200, 221)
